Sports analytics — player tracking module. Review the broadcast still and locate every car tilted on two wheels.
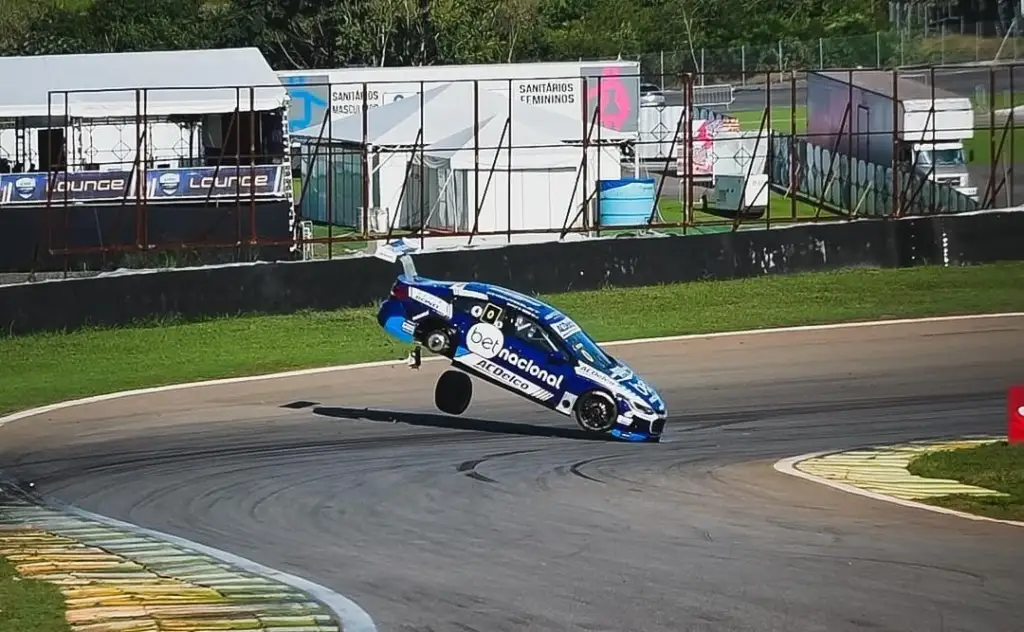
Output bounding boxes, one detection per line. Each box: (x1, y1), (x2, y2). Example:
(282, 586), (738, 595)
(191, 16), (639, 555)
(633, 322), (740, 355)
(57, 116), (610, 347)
(374, 241), (668, 442)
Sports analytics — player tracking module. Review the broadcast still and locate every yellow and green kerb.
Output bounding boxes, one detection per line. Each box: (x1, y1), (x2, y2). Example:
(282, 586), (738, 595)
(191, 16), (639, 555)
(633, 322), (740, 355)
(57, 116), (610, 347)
(0, 497), (341, 632)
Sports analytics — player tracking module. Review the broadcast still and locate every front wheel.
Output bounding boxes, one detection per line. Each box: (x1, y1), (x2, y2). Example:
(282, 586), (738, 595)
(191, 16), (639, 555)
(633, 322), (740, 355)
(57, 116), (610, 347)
(435, 369), (473, 415)
(574, 391), (617, 433)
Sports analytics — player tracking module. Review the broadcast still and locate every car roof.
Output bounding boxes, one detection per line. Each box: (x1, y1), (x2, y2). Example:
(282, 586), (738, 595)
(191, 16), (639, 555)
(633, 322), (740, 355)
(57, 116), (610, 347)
(408, 276), (569, 324)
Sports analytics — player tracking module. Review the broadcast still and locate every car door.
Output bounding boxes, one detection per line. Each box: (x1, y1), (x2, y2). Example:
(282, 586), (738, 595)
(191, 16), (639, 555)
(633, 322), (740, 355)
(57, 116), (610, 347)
(496, 308), (572, 395)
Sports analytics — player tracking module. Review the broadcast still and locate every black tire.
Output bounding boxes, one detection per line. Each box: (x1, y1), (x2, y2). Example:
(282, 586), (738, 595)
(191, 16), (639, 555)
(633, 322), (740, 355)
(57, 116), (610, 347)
(573, 390), (617, 433)
(435, 370), (473, 415)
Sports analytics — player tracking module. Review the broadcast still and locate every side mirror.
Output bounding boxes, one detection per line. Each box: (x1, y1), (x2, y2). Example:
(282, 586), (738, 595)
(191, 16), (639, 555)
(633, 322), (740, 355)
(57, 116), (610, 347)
(968, 149), (975, 162)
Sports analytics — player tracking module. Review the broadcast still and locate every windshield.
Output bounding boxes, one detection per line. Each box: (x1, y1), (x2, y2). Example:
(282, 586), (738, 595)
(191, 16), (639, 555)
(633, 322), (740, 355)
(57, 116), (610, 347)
(563, 330), (617, 372)
(918, 148), (965, 167)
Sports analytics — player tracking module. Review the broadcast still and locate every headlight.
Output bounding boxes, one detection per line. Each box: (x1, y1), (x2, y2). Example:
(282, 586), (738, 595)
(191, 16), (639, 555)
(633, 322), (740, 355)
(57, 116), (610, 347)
(632, 400), (654, 415)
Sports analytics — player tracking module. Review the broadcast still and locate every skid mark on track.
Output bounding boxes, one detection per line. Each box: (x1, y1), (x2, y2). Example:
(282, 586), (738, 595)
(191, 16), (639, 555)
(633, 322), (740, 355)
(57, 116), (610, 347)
(456, 449), (542, 484)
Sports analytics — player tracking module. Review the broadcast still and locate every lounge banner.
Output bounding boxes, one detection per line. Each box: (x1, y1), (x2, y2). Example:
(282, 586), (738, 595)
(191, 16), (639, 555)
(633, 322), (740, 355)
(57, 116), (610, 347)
(0, 164), (288, 206)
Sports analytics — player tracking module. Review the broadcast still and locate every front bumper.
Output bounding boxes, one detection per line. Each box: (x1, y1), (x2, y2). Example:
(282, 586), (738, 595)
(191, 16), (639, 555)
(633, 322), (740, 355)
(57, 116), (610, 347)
(609, 413), (666, 442)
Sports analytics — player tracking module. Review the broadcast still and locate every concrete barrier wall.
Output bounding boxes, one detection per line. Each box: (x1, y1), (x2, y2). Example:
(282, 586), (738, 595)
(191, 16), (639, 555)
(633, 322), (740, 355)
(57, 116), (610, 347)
(2, 209), (1022, 337)
(0, 200), (296, 273)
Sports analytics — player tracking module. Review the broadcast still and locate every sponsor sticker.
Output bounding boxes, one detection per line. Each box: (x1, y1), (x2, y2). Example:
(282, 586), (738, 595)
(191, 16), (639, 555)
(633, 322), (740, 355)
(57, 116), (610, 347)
(473, 357), (554, 401)
(496, 347), (564, 389)
(481, 303), (504, 325)
(551, 317), (581, 339)
(466, 322), (504, 359)
(408, 287), (453, 318)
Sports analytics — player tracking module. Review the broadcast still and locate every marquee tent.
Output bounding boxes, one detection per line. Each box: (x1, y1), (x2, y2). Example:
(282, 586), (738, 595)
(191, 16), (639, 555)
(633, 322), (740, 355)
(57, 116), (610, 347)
(292, 81), (627, 235)
(289, 81), (632, 148)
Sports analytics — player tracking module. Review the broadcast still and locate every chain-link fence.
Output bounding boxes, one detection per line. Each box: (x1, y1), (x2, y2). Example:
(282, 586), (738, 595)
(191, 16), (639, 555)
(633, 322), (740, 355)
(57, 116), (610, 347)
(624, 21), (1024, 89)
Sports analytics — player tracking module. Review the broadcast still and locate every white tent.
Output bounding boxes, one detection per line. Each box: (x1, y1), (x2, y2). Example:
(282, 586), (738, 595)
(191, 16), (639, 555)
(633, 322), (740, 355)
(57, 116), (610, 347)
(293, 80), (628, 237)
(290, 81), (633, 147)
(422, 113), (582, 170)
(398, 98), (623, 236)
(0, 48), (286, 122)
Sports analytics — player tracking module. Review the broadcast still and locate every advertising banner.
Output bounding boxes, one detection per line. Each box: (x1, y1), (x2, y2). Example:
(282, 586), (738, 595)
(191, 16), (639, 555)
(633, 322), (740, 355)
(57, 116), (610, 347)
(282, 74), (331, 133)
(0, 164), (288, 207)
(581, 63), (641, 134)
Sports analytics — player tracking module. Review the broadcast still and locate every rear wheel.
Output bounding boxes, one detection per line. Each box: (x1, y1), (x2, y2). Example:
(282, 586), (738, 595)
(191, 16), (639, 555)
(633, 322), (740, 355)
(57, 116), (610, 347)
(419, 322), (454, 356)
(435, 370), (473, 415)
(574, 390), (617, 433)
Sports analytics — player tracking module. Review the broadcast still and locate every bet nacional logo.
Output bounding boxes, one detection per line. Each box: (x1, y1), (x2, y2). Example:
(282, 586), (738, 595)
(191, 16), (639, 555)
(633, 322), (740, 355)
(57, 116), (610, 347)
(466, 322), (504, 359)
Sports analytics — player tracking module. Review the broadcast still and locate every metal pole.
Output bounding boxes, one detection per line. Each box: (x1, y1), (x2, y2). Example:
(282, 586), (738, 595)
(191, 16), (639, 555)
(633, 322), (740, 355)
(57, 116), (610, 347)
(235, 88), (242, 253)
(141, 88), (149, 251)
(1010, 64), (1016, 208)
(507, 79), (512, 244)
(685, 74), (694, 225)
(360, 81), (369, 246)
(247, 87), (256, 245)
(581, 79), (589, 232)
(892, 69), (900, 216)
(595, 76), (603, 236)
(790, 72), (797, 220)
(472, 80), (479, 243)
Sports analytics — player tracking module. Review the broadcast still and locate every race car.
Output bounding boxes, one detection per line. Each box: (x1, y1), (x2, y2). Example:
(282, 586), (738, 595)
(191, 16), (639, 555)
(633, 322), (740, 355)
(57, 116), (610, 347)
(374, 240), (668, 442)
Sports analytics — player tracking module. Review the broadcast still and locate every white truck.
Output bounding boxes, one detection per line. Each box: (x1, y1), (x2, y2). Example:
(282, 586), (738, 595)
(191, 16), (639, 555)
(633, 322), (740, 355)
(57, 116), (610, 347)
(806, 70), (978, 200)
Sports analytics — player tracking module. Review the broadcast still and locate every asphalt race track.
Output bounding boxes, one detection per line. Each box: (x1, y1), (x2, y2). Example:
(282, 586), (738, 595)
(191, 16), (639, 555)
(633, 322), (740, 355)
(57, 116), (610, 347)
(3, 316), (1024, 631)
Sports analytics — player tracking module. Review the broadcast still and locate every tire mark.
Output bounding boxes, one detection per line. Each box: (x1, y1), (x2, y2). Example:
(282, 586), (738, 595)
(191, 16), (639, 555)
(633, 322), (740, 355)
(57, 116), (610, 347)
(569, 454), (623, 484)
(456, 448), (541, 484)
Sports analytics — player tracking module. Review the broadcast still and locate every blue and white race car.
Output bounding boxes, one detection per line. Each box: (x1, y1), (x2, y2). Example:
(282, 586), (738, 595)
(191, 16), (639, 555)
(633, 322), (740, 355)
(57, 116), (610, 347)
(374, 240), (668, 442)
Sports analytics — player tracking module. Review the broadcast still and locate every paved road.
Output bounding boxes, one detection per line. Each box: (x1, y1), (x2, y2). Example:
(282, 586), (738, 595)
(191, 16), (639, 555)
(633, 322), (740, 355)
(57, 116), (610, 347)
(2, 316), (1023, 632)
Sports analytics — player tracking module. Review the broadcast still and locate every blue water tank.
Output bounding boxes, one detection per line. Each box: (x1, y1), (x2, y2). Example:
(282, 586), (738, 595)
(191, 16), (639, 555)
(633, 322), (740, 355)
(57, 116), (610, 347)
(598, 178), (656, 228)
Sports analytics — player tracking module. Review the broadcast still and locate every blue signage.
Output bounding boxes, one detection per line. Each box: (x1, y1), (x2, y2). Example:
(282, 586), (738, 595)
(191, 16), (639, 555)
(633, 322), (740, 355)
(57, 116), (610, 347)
(0, 165), (288, 207)
(145, 165), (285, 199)
(1, 171), (131, 203)
(282, 74), (330, 133)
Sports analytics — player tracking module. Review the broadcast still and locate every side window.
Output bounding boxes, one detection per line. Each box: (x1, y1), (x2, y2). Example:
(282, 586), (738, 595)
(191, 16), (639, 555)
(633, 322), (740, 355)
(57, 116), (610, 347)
(503, 310), (557, 354)
(454, 297), (504, 325)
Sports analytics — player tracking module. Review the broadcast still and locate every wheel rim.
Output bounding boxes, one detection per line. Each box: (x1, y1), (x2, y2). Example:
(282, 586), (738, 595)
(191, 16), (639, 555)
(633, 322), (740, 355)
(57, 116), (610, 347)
(579, 395), (615, 431)
(426, 332), (447, 352)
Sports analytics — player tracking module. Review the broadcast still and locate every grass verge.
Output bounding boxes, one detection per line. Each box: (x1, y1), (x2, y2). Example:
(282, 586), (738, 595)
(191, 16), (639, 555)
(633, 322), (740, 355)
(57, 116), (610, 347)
(907, 441), (1024, 522)
(2, 262), (1024, 415)
(0, 556), (70, 632)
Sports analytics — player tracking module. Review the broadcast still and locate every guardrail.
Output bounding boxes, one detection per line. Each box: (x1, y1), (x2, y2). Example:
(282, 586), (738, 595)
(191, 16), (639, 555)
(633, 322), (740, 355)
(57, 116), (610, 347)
(2, 207), (1022, 337)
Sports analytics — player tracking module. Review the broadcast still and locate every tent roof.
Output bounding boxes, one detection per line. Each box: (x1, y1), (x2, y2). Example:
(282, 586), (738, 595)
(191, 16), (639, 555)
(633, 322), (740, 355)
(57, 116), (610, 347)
(291, 81), (633, 146)
(422, 113), (586, 170)
(0, 47), (287, 121)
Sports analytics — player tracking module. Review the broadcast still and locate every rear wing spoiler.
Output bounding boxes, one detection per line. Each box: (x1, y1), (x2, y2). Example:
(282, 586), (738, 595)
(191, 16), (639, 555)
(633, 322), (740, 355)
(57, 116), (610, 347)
(375, 238), (419, 278)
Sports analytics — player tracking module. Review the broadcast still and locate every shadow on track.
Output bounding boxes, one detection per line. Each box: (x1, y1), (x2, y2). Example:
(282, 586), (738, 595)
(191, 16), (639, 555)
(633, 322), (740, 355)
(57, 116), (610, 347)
(312, 406), (615, 442)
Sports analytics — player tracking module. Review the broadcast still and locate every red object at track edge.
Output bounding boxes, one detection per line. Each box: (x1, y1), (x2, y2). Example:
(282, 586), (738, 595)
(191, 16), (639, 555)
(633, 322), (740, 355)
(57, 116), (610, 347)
(1009, 386), (1024, 444)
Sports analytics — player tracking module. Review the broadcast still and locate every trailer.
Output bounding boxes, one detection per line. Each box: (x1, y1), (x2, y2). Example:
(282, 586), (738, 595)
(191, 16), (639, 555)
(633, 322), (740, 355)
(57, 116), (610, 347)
(278, 60), (643, 140)
(806, 70), (977, 200)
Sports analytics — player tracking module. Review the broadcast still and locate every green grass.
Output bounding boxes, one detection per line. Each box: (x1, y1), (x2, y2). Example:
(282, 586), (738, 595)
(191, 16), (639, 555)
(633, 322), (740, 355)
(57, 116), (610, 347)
(907, 441), (1024, 521)
(0, 557), (70, 632)
(967, 126), (1024, 165)
(730, 106), (808, 135)
(657, 191), (828, 226)
(2, 262), (1024, 415)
